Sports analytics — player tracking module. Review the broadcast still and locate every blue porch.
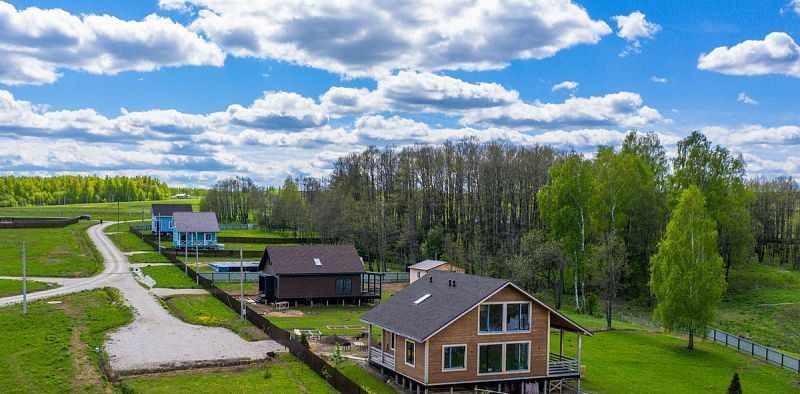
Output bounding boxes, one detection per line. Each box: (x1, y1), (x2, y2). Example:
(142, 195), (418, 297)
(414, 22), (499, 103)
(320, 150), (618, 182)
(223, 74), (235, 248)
(172, 230), (220, 249)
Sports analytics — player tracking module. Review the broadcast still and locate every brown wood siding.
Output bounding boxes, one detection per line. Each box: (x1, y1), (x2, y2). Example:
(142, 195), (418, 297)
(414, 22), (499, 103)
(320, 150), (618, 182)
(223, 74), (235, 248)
(393, 333), (426, 383)
(275, 274), (361, 299)
(426, 286), (549, 385)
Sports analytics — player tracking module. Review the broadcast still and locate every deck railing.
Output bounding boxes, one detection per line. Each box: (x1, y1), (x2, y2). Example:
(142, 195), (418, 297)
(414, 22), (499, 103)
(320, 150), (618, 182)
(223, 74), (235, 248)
(548, 353), (579, 377)
(369, 347), (396, 370)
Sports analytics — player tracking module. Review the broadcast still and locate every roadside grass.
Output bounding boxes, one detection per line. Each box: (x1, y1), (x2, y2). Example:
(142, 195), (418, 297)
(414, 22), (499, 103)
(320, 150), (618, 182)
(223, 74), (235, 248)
(121, 354), (337, 393)
(0, 288), (133, 393)
(163, 294), (266, 341)
(140, 265), (201, 289)
(0, 279), (59, 297)
(717, 263), (800, 353)
(0, 198), (201, 221)
(127, 252), (170, 265)
(0, 222), (102, 277)
(106, 231), (155, 253)
(554, 328), (800, 394)
(334, 361), (399, 393)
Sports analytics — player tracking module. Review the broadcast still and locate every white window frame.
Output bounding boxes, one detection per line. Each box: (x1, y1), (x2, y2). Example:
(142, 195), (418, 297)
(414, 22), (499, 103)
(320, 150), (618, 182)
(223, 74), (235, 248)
(405, 339), (416, 367)
(441, 344), (467, 372)
(476, 340), (531, 376)
(477, 301), (532, 335)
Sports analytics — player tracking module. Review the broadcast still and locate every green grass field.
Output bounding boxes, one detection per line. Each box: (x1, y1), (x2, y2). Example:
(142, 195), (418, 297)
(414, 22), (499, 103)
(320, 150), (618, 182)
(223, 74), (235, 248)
(217, 228), (305, 238)
(0, 222), (102, 277)
(554, 328), (800, 394)
(140, 265), (201, 289)
(717, 263), (800, 353)
(268, 304), (377, 336)
(163, 294), (266, 341)
(0, 199), (200, 221)
(214, 281), (259, 293)
(219, 243), (269, 251)
(0, 288), (133, 393)
(127, 252), (170, 265)
(334, 361), (399, 394)
(0, 279), (59, 297)
(107, 231), (155, 253)
(121, 354), (337, 393)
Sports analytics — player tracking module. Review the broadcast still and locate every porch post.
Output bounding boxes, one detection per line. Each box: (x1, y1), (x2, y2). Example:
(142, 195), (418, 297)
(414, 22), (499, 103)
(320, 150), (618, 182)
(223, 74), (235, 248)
(381, 329), (385, 364)
(368, 324), (372, 361)
(559, 329), (564, 356)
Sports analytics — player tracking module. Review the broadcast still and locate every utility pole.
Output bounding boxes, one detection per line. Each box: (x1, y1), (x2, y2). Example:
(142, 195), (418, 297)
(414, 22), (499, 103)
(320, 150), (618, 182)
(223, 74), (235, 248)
(240, 249), (245, 321)
(117, 199), (120, 230)
(195, 244), (199, 285)
(22, 242), (27, 315)
(185, 237), (188, 275)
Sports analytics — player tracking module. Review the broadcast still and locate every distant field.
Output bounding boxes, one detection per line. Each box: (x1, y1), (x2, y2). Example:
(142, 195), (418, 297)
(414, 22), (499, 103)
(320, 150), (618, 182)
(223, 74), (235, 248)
(0, 279), (59, 297)
(120, 354), (337, 393)
(0, 198), (200, 221)
(0, 222), (101, 277)
(0, 288), (132, 393)
(140, 265), (201, 289)
(163, 294), (266, 341)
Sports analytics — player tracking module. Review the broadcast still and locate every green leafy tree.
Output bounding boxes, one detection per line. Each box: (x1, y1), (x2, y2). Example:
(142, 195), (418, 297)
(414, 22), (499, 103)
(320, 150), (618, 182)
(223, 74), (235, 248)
(726, 372), (742, 394)
(539, 154), (595, 312)
(587, 231), (627, 329)
(650, 186), (726, 350)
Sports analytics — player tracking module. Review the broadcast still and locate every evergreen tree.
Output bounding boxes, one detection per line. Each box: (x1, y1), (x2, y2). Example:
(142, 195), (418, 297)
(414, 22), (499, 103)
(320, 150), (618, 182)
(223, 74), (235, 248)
(650, 186), (726, 350)
(726, 372), (742, 394)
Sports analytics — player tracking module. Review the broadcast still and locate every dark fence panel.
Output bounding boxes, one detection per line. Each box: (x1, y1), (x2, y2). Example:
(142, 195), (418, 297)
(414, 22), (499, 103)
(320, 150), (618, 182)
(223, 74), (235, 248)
(130, 227), (264, 258)
(217, 236), (322, 244)
(158, 248), (368, 393)
(707, 328), (799, 373)
(0, 217), (79, 229)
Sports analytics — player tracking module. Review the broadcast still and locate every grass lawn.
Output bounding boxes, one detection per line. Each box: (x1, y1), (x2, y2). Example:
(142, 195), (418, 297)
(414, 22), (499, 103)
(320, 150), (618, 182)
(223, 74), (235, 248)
(107, 231), (155, 253)
(140, 265), (201, 289)
(0, 288), (133, 393)
(334, 361), (399, 394)
(121, 354), (337, 393)
(163, 294), (266, 341)
(554, 328), (800, 394)
(0, 279), (59, 297)
(0, 222), (102, 277)
(0, 199), (200, 221)
(268, 304), (376, 336)
(717, 263), (800, 353)
(214, 281), (259, 293)
(220, 243), (270, 251)
(217, 228), (305, 238)
(127, 252), (170, 264)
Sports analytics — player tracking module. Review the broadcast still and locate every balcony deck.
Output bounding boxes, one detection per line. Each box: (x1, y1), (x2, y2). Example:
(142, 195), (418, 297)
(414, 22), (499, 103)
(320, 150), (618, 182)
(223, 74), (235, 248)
(369, 347), (395, 371)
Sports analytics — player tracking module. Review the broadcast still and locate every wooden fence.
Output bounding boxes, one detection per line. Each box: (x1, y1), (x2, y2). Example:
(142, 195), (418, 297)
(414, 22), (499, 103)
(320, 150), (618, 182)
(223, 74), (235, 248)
(0, 216), (79, 229)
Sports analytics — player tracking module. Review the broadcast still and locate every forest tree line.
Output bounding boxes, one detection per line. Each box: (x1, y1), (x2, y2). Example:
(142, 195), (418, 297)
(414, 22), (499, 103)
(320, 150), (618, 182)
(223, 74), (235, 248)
(0, 175), (171, 207)
(201, 132), (800, 317)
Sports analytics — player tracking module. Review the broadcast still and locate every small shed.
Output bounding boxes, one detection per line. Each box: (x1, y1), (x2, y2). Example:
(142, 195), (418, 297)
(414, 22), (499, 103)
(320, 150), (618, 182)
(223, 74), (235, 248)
(408, 260), (465, 283)
(209, 261), (260, 272)
(151, 203), (193, 235)
(172, 212), (221, 249)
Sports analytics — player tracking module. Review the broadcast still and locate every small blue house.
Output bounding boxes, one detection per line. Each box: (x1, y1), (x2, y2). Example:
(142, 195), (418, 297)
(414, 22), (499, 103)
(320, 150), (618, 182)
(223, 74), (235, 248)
(151, 204), (193, 235)
(172, 212), (221, 249)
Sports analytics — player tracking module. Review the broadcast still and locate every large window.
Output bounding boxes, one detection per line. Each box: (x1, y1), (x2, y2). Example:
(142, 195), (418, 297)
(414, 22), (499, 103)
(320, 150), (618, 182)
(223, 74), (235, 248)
(479, 304), (504, 333)
(442, 345), (466, 371)
(478, 344), (503, 373)
(405, 340), (415, 366)
(506, 303), (530, 331)
(335, 278), (352, 295)
(505, 342), (529, 371)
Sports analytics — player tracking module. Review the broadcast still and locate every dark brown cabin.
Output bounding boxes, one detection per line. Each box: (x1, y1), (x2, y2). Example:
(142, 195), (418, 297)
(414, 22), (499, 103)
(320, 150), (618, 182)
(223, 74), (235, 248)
(258, 245), (382, 303)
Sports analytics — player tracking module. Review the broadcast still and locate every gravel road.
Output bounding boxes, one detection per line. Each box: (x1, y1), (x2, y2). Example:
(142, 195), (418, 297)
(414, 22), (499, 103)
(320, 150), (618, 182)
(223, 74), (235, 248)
(0, 222), (284, 372)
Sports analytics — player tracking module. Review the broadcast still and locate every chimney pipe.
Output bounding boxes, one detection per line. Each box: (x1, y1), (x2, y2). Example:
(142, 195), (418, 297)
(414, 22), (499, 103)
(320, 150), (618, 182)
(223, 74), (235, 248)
(452, 280), (456, 287)
(429, 276), (433, 283)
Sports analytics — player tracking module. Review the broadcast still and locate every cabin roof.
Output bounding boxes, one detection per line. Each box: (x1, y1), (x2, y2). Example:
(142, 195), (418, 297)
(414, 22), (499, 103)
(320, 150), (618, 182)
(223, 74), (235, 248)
(151, 203), (193, 217)
(172, 212), (220, 233)
(361, 271), (591, 342)
(260, 245), (365, 275)
(408, 259), (448, 271)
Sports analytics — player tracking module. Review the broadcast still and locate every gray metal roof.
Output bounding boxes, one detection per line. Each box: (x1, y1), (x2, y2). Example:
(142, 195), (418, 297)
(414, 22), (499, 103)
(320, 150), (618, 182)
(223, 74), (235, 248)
(172, 212), (220, 233)
(151, 203), (193, 216)
(361, 271), (592, 341)
(260, 245), (365, 275)
(408, 259), (448, 271)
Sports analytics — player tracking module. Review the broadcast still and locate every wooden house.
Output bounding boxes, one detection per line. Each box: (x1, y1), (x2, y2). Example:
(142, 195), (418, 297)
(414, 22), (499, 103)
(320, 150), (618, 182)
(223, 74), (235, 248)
(258, 245), (382, 303)
(151, 203), (193, 235)
(171, 212), (221, 249)
(408, 260), (465, 283)
(361, 271), (591, 393)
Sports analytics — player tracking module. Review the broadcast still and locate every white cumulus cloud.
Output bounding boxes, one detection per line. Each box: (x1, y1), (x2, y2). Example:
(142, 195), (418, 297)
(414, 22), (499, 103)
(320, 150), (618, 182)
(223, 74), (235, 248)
(0, 1), (224, 85)
(552, 81), (580, 92)
(698, 32), (800, 77)
(737, 92), (758, 105)
(612, 11), (660, 56)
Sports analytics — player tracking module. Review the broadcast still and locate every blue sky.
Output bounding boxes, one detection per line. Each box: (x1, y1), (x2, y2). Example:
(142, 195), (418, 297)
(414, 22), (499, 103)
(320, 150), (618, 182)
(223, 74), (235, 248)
(1, 0), (799, 186)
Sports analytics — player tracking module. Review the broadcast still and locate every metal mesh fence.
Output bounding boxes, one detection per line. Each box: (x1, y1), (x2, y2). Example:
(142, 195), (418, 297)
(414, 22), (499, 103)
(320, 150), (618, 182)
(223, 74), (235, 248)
(707, 328), (799, 373)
